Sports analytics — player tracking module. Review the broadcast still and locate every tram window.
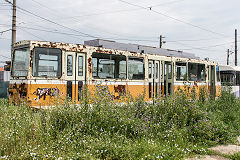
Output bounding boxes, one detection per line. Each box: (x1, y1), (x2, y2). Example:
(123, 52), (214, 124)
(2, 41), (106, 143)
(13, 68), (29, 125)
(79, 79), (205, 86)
(12, 48), (30, 77)
(119, 60), (126, 79)
(216, 66), (221, 82)
(236, 72), (240, 85)
(168, 64), (172, 79)
(220, 72), (234, 85)
(161, 62), (163, 79)
(99, 59), (115, 78)
(148, 62), (152, 79)
(156, 63), (159, 79)
(78, 56), (83, 76)
(67, 55), (73, 76)
(176, 62), (187, 81)
(92, 53), (126, 79)
(128, 57), (144, 80)
(188, 63), (205, 81)
(92, 58), (97, 77)
(33, 48), (62, 78)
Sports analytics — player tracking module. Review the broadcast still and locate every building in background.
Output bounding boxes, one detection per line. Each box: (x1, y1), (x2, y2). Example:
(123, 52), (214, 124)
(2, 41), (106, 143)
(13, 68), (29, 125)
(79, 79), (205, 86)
(0, 65), (10, 98)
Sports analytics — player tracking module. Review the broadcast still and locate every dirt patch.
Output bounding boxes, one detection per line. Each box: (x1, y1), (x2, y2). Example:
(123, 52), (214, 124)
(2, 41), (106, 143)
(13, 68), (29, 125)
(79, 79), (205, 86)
(237, 136), (240, 144)
(186, 155), (230, 160)
(210, 145), (240, 155)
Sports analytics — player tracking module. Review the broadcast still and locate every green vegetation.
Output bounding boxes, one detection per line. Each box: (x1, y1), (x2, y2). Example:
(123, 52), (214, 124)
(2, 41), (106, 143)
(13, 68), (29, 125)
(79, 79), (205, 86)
(0, 89), (240, 159)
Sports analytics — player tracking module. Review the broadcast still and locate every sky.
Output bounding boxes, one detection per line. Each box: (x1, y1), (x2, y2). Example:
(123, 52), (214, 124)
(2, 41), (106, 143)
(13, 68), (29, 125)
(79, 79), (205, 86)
(0, 0), (240, 66)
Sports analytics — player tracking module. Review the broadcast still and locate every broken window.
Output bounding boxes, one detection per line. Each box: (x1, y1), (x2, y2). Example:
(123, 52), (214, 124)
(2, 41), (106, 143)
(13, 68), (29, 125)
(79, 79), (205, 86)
(128, 57), (144, 80)
(176, 62), (187, 81)
(33, 48), (62, 78)
(92, 53), (126, 79)
(67, 55), (73, 76)
(188, 63), (206, 81)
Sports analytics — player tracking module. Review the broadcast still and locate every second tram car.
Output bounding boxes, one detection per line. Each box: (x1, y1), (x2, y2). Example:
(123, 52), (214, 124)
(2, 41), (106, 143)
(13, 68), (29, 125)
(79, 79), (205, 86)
(219, 65), (240, 97)
(9, 40), (221, 107)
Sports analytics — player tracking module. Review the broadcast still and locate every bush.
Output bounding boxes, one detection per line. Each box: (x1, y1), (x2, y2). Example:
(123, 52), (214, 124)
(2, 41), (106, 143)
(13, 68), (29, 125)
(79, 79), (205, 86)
(0, 90), (239, 159)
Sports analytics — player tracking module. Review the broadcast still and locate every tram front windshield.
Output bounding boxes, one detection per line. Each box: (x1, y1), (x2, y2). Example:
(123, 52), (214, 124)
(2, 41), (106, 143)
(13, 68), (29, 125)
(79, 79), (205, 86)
(12, 48), (30, 77)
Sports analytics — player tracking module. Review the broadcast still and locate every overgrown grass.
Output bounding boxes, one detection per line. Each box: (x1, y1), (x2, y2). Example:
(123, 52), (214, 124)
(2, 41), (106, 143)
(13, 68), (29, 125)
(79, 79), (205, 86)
(0, 89), (240, 159)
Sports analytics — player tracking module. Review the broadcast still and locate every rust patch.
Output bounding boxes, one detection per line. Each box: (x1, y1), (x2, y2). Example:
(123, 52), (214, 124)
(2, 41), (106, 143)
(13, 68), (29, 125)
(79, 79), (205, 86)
(88, 57), (92, 74)
(30, 50), (33, 68)
(194, 81), (198, 87)
(11, 83), (27, 97)
(114, 85), (126, 93)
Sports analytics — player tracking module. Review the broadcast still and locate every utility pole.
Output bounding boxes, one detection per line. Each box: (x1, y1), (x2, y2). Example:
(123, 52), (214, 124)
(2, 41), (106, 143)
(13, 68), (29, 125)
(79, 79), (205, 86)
(12, 0), (17, 47)
(227, 49), (229, 65)
(235, 29), (237, 66)
(159, 35), (166, 48)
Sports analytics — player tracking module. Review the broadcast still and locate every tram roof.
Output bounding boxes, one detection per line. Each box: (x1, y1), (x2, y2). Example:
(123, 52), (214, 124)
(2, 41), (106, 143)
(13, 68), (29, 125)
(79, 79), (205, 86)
(219, 65), (240, 72)
(14, 40), (209, 62)
(84, 39), (200, 59)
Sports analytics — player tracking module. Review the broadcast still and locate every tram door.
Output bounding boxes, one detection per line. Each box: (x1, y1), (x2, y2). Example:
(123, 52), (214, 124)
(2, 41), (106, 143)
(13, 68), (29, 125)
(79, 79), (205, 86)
(148, 60), (160, 99)
(164, 62), (173, 95)
(210, 65), (216, 98)
(154, 61), (160, 97)
(65, 52), (86, 102)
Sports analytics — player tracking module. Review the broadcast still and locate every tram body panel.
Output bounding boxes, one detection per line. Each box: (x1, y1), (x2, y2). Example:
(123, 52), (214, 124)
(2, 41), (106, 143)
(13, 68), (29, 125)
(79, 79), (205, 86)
(9, 40), (221, 106)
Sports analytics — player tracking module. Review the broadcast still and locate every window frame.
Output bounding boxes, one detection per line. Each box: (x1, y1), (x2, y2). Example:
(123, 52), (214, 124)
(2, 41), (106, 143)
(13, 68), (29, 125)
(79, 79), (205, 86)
(67, 55), (73, 76)
(188, 62), (206, 82)
(11, 47), (30, 77)
(92, 53), (127, 80)
(175, 62), (187, 81)
(128, 57), (145, 80)
(78, 55), (84, 76)
(32, 47), (62, 78)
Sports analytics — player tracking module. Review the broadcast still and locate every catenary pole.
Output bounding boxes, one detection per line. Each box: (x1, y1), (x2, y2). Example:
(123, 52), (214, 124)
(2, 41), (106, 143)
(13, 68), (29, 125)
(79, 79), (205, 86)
(235, 29), (237, 66)
(12, 0), (16, 47)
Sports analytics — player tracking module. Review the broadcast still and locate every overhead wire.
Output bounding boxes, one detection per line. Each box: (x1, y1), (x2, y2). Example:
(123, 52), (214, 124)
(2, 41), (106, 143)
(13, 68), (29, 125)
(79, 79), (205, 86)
(178, 41), (234, 51)
(17, 25), (235, 52)
(0, 28), (11, 34)
(2, 0), (234, 55)
(118, 0), (227, 37)
(19, 28), (45, 40)
(4, 0), (99, 39)
(17, 0), (233, 45)
(149, 0), (187, 7)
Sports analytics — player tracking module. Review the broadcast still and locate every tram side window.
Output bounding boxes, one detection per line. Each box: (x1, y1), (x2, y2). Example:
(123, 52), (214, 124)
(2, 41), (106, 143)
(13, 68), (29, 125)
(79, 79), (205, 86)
(33, 48), (62, 78)
(67, 55), (73, 76)
(78, 56), (83, 76)
(216, 66), (221, 82)
(188, 63), (206, 81)
(148, 62), (152, 79)
(176, 62), (187, 81)
(128, 57), (144, 80)
(220, 72), (234, 85)
(92, 53), (126, 79)
(155, 63), (159, 79)
(236, 72), (240, 85)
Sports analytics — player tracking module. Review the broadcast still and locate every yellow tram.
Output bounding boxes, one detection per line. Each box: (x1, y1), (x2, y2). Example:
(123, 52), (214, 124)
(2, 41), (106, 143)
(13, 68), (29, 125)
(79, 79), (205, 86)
(9, 39), (221, 107)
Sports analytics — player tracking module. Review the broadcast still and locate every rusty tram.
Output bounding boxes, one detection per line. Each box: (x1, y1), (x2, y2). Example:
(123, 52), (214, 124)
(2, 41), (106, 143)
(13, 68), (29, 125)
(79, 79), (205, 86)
(9, 39), (221, 107)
